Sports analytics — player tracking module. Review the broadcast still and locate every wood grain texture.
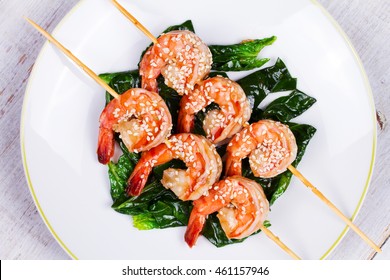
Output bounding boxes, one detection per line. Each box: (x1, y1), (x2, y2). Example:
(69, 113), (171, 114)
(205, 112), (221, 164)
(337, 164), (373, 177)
(0, 0), (78, 259)
(0, 0), (388, 259)
(320, 0), (390, 260)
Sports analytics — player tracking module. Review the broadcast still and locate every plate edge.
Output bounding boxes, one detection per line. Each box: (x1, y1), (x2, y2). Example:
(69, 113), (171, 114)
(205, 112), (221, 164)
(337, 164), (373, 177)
(309, 0), (378, 260)
(19, 0), (88, 260)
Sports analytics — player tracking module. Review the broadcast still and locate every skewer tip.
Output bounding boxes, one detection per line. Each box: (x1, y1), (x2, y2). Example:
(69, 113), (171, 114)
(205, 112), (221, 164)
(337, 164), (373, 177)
(111, 0), (158, 44)
(24, 16), (33, 24)
(24, 17), (41, 30)
(25, 17), (121, 100)
(24, 17), (44, 33)
(287, 165), (382, 253)
(260, 224), (301, 260)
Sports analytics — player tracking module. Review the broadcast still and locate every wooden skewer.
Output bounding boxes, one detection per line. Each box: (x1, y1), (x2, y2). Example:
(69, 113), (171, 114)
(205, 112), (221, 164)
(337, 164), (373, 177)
(25, 17), (120, 100)
(164, 139), (172, 148)
(260, 225), (301, 260)
(287, 165), (381, 253)
(111, 0), (158, 44)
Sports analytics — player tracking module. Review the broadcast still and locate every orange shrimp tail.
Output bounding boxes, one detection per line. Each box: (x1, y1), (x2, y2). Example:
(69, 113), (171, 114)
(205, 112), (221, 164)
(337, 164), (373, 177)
(177, 110), (195, 133)
(141, 78), (158, 93)
(126, 165), (152, 196)
(211, 127), (224, 142)
(184, 211), (206, 248)
(127, 143), (173, 196)
(97, 128), (115, 164)
(225, 156), (242, 177)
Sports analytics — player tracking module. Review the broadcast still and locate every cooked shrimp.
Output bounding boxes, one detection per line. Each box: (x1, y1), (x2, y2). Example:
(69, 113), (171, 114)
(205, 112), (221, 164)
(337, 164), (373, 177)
(225, 120), (297, 178)
(185, 176), (269, 247)
(177, 76), (251, 144)
(139, 30), (212, 95)
(97, 88), (172, 164)
(127, 133), (222, 200)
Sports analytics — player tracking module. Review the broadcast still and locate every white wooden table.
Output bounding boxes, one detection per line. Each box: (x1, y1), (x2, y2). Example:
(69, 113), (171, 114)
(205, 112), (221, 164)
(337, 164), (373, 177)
(0, 0), (389, 259)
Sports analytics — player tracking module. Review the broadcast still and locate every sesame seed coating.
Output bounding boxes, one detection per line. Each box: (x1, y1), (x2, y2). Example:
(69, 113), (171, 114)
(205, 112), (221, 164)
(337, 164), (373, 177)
(139, 30), (212, 95)
(185, 176), (269, 245)
(178, 76), (251, 144)
(97, 88), (172, 164)
(225, 120), (298, 178)
(127, 133), (222, 201)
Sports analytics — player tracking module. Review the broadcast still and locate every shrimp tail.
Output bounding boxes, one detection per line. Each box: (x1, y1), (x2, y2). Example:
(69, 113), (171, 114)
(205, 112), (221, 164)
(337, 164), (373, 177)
(97, 128), (115, 164)
(127, 144), (172, 196)
(142, 79), (158, 93)
(126, 164), (152, 196)
(177, 109), (195, 133)
(184, 211), (206, 248)
(224, 154), (241, 177)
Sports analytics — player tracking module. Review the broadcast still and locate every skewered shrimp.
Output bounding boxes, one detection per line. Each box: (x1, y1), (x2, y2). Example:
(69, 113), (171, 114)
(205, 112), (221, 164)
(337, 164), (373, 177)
(177, 76), (251, 144)
(139, 30), (212, 95)
(185, 176), (269, 247)
(127, 133), (222, 200)
(97, 88), (172, 164)
(225, 120), (297, 178)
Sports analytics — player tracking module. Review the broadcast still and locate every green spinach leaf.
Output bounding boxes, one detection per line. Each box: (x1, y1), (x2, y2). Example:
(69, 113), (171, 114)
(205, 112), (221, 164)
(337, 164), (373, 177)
(262, 90), (317, 122)
(108, 154), (135, 201)
(237, 58), (297, 109)
(99, 70), (141, 104)
(163, 20), (195, 33)
(209, 36), (277, 71)
(109, 149), (192, 228)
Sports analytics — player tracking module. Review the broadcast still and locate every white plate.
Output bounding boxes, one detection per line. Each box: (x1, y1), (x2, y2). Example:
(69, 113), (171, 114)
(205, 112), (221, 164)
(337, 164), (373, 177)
(21, 0), (376, 259)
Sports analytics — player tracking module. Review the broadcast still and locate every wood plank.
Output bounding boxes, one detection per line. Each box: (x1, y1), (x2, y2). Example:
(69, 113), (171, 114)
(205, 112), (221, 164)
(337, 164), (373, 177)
(320, 0), (390, 260)
(0, 0), (77, 259)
